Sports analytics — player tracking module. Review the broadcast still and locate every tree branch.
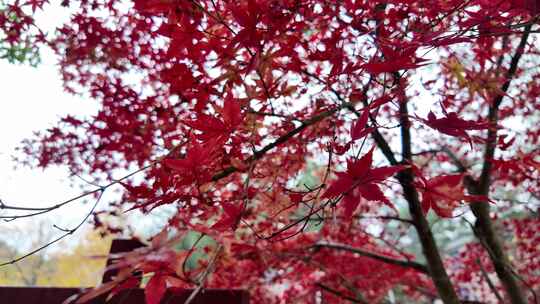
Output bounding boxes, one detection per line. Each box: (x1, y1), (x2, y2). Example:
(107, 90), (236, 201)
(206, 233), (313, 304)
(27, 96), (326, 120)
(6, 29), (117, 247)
(476, 258), (505, 303)
(298, 214), (413, 224)
(300, 69), (399, 166)
(312, 242), (429, 275)
(316, 283), (367, 304)
(467, 25), (532, 304)
(0, 190), (104, 267)
(396, 95), (461, 304)
(184, 244), (223, 304)
(212, 101), (354, 181)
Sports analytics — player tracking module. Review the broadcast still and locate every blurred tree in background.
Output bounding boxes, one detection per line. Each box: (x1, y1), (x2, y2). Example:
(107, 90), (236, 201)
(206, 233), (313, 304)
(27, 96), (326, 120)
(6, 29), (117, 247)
(0, 225), (111, 287)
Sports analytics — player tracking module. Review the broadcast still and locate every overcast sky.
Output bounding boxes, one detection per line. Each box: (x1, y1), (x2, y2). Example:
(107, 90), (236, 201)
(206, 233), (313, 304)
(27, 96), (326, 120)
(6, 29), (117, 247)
(0, 51), (167, 249)
(0, 4), (168, 254)
(0, 0), (98, 230)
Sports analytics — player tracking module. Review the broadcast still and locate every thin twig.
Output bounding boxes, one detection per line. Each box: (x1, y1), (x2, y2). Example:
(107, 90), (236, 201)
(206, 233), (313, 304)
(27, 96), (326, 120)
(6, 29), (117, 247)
(316, 283), (366, 304)
(0, 190), (104, 267)
(476, 258), (505, 303)
(184, 244), (224, 304)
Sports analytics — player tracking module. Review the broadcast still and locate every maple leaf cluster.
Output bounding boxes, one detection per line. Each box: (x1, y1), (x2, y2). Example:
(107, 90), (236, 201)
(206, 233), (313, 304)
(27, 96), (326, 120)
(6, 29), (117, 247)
(322, 147), (401, 218)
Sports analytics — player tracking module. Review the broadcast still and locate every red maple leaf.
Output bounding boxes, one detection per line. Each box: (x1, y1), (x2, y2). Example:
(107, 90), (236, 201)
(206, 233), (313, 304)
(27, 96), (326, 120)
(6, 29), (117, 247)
(362, 42), (429, 74)
(421, 111), (489, 148)
(185, 97), (244, 141)
(133, 0), (175, 14)
(163, 139), (219, 184)
(363, 58), (429, 74)
(322, 147), (401, 217)
(218, 95), (244, 128)
(350, 108), (374, 141)
(145, 273), (167, 304)
(184, 113), (227, 141)
(415, 174), (487, 218)
(212, 201), (243, 232)
(229, 0), (261, 49)
(24, 0), (48, 12)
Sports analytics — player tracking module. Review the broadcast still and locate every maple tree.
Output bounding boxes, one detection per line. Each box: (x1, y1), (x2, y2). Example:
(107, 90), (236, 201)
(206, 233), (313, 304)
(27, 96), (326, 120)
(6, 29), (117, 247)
(2, 0), (540, 303)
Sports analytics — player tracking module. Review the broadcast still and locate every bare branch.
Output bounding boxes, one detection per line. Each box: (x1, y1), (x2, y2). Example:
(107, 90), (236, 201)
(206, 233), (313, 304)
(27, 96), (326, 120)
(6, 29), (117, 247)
(0, 190), (104, 267)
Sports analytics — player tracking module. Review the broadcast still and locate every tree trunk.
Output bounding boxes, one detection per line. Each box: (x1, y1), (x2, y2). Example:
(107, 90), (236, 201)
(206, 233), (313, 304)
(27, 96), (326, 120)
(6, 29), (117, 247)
(466, 26), (532, 304)
(398, 99), (461, 304)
